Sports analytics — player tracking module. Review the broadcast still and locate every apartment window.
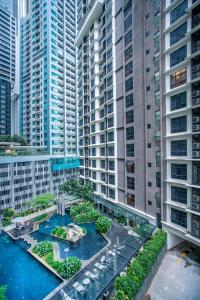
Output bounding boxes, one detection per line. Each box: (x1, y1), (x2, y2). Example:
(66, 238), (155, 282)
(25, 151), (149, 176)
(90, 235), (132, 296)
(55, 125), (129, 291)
(171, 115), (187, 133)
(170, 91), (187, 111)
(156, 172), (161, 187)
(108, 117), (114, 128)
(148, 162), (152, 167)
(100, 122), (104, 131)
(146, 49), (150, 55)
(109, 188), (115, 199)
(125, 61), (133, 77)
(126, 127), (134, 140)
(170, 45), (187, 67)
(127, 161), (135, 173)
(127, 144), (134, 156)
(100, 109), (104, 118)
(147, 105), (151, 110)
(109, 174), (115, 185)
(126, 93), (133, 107)
(148, 143), (151, 148)
(170, 22), (187, 46)
(171, 186), (187, 204)
(127, 176), (135, 190)
(100, 134), (105, 143)
(171, 208), (187, 228)
(127, 193), (135, 207)
(100, 160), (106, 169)
(108, 160), (115, 170)
(170, 68), (187, 89)
(126, 110), (134, 124)
(170, 0), (188, 24)
(125, 45), (132, 61)
(124, 30), (132, 46)
(147, 124), (151, 129)
(171, 140), (187, 156)
(108, 131), (114, 142)
(101, 185), (106, 194)
(124, 14), (132, 32)
(108, 146), (114, 156)
(107, 103), (113, 114)
(146, 86), (150, 91)
(100, 147), (105, 156)
(171, 163), (187, 180)
(125, 78), (133, 92)
(155, 91), (160, 105)
(92, 160), (96, 168)
(101, 173), (106, 182)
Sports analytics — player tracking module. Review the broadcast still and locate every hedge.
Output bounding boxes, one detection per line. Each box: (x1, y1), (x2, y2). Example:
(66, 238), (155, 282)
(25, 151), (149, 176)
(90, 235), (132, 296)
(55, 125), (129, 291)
(114, 230), (167, 300)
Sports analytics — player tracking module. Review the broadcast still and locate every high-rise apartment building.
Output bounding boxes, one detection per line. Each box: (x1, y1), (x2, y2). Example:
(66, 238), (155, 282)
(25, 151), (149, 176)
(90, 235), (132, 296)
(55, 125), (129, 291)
(0, 5), (16, 135)
(77, 0), (162, 224)
(162, 0), (200, 248)
(20, 0), (77, 155)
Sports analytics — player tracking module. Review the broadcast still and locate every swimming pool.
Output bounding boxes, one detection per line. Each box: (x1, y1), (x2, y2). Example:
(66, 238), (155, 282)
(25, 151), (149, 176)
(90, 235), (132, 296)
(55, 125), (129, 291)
(30, 213), (107, 260)
(0, 233), (61, 300)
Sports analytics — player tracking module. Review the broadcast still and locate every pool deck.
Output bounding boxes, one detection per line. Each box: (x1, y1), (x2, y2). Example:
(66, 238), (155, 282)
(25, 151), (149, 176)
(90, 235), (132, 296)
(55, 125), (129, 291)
(46, 220), (153, 300)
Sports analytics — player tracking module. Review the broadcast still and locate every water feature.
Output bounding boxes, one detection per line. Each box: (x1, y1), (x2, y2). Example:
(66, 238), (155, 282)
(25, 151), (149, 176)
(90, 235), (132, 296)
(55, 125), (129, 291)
(0, 233), (61, 300)
(30, 213), (107, 260)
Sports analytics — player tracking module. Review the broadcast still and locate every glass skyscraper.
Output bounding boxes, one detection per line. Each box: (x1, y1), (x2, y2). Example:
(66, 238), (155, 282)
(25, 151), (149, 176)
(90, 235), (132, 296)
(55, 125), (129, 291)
(20, 0), (77, 155)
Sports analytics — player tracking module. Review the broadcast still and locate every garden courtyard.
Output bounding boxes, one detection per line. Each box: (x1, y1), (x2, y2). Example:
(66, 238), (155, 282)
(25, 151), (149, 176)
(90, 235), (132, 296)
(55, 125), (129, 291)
(0, 179), (165, 300)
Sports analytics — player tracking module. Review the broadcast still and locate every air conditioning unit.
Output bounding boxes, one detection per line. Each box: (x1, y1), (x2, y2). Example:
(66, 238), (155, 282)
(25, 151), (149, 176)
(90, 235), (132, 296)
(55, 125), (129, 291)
(192, 116), (200, 123)
(193, 142), (200, 149)
(192, 202), (200, 210)
(192, 227), (200, 237)
(192, 220), (200, 228)
(193, 150), (200, 158)
(193, 124), (200, 132)
(192, 91), (200, 97)
(193, 72), (200, 79)
(192, 98), (200, 106)
(192, 194), (200, 202)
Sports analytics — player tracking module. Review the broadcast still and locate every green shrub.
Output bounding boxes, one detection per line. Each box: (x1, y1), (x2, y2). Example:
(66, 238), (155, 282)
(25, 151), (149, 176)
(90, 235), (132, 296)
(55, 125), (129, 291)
(115, 275), (136, 300)
(114, 230), (167, 299)
(33, 213), (48, 222)
(0, 285), (7, 300)
(32, 241), (53, 257)
(95, 216), (112, 233)
(58, 257), (81, 279)
(70, 202), (100, 223)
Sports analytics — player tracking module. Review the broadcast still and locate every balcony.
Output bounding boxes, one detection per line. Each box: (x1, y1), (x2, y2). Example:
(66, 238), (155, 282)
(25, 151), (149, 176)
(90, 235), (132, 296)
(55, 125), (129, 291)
(193, 162), (200, 186)
(192, 188), (200, 212)
(191, 30), (200, 54)
(192, 4), (200, 29)
(191, 56), (200, 80)
(191, 214), (200, 239)
(192, 82), (200, 106)
(193, 135), (200, 158)
(192, 109), (200, 132)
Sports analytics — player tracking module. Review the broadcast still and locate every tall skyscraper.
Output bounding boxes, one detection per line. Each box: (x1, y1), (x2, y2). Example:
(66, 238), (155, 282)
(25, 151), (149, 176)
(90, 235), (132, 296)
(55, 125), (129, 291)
(20, 0), (77, 155)
(162, 0), (200, 248)
(77, 0), (162, 224)
(0, 5), (16, 136)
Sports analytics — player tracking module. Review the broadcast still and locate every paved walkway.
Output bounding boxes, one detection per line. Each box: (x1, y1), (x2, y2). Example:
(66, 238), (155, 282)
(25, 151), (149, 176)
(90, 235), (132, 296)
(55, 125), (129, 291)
(148, 242), (200, 300)
(48, 220), (151, 300)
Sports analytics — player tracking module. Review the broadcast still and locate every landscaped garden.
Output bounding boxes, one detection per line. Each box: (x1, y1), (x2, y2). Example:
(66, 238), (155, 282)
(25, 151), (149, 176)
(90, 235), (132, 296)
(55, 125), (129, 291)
(1, 193), (55, 227)
(32, 241), (81, 279)
(70, 201), (112, 234)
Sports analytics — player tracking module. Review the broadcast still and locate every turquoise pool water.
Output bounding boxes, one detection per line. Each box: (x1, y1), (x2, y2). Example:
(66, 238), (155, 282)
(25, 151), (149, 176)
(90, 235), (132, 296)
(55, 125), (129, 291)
(31, 213), (107, 260)
(0, 233), (61, 300)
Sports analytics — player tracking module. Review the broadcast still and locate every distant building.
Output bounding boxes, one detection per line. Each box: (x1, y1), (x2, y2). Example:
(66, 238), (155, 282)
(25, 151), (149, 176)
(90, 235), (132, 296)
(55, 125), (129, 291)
(20, 0), (78, 156)
(0, 6), (16, 135)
